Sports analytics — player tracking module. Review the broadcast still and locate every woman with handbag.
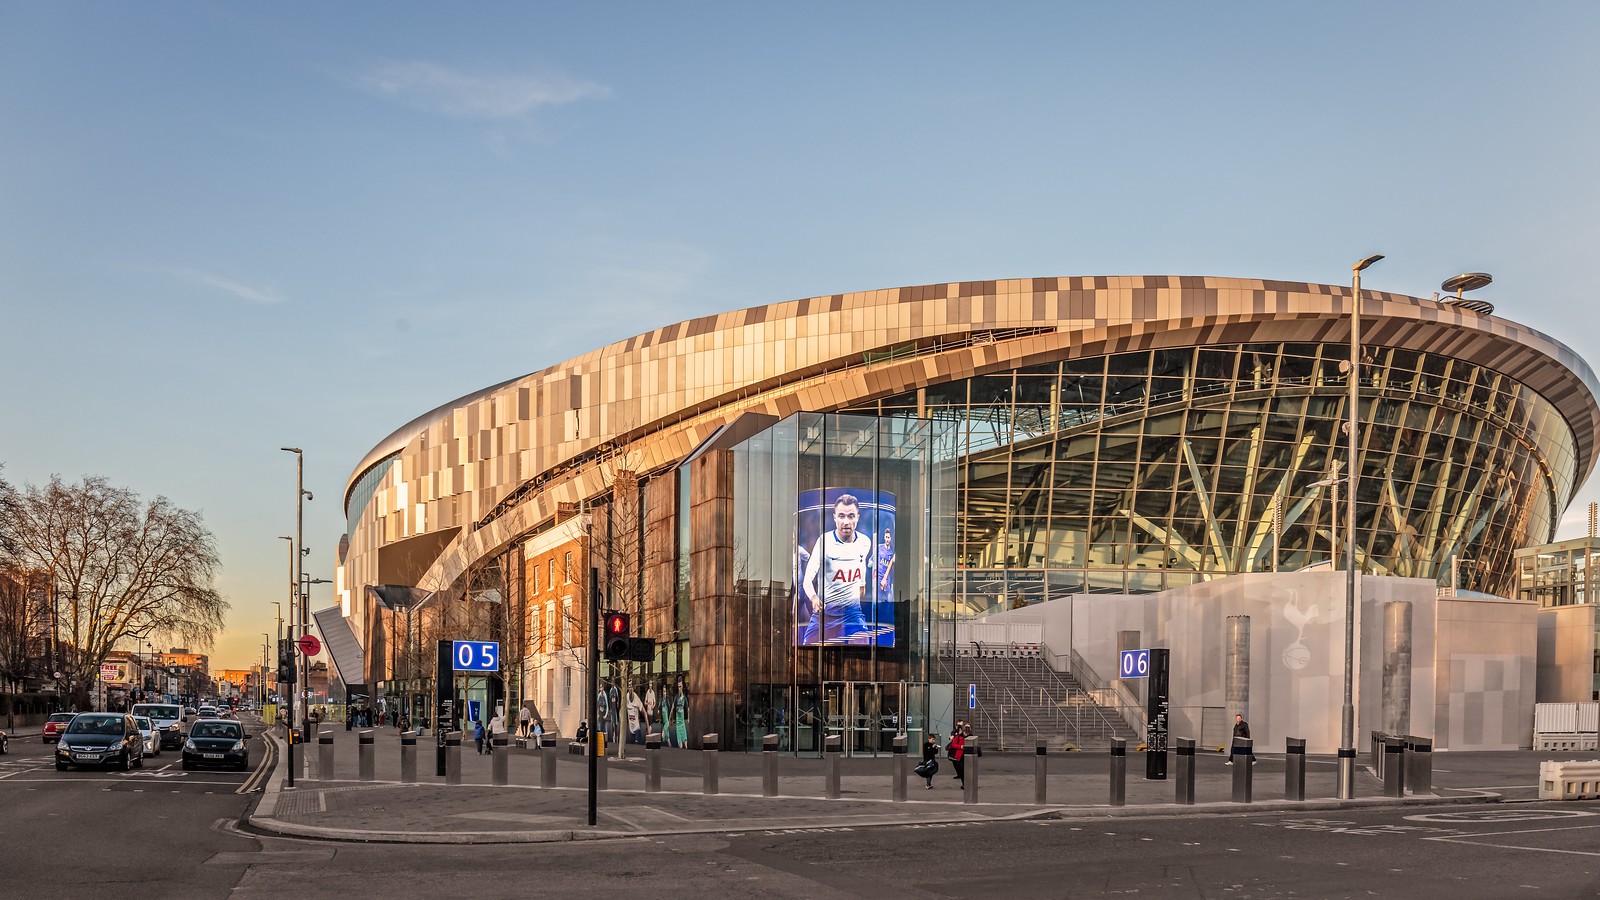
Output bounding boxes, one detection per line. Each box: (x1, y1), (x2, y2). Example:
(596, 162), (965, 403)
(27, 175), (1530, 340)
(917, 734), (940, 788)
(948, 729), (966, 787)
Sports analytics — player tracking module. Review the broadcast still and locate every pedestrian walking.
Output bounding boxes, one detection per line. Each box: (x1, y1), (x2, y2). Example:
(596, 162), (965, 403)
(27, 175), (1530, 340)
(948, 729), (966, 787)
(917, 734), (940, 788)
(1227, 714), (1254, 765)
(487, 711), (505, 754)
(473, 718), (486, 755)
(518, 705), (532, 739)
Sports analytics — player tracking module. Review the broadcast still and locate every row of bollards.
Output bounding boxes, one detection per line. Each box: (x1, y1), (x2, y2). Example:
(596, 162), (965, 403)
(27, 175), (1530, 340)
(317, 728), (1427, 805)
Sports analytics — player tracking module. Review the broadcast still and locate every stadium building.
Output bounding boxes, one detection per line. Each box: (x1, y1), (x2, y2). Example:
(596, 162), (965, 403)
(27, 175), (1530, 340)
(323, 275), (1599, 754)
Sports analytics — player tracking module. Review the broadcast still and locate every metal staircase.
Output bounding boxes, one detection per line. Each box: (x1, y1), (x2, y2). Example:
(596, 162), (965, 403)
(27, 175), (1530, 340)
(934, 648), (1137, 751)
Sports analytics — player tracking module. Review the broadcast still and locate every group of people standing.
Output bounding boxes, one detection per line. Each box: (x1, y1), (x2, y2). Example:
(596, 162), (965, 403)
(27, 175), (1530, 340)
(915, 719), (973, 789)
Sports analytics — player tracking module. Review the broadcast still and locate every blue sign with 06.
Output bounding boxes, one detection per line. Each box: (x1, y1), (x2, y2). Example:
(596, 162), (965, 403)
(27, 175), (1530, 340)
(452, 640), (500, 672)
(1119, 648), (1150, 679)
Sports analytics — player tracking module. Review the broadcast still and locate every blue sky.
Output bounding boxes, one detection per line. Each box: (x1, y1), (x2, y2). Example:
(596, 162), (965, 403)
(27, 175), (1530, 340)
(3, 3), (1598, 672)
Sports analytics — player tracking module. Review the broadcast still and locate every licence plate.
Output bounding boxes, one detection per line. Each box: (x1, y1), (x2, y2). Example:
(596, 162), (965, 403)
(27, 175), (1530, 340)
(203, 752), (224, 758)
(74, 753), (101, 761)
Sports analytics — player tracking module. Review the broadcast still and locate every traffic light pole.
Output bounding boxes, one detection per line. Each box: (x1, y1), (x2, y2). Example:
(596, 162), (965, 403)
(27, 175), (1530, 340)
(283, 642), (296, 789)
(587, 567), (599, 828)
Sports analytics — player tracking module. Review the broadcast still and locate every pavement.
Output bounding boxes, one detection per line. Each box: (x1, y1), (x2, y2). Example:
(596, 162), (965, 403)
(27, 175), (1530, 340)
(238, 725), (1551, 844)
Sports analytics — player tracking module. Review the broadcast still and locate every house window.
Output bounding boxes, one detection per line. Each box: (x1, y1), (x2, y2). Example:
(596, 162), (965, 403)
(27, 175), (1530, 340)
(565, 551), (574, 583)
(563, 666), (573, 706)
(562, 598), (573, 647)
(531, 564), (540, 594)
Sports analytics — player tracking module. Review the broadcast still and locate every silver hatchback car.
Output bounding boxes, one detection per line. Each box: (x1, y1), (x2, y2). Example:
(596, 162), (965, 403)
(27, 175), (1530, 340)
(133, 716), (160, 757)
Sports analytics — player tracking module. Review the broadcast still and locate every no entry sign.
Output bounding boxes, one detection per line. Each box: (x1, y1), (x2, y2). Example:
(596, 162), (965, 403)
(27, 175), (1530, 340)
(296, 634), (321, 656)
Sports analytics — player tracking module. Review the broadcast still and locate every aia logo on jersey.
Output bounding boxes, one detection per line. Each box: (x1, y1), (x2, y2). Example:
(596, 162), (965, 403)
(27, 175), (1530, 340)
(831, 567), (863, 584)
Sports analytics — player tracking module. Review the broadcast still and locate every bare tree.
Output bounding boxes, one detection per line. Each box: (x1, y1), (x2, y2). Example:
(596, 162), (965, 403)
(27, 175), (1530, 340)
(1, 476), (229, 709)
(0, 567), (47, 695)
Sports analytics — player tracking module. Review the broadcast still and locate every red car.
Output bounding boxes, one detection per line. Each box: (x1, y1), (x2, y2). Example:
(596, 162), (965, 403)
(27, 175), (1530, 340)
(42, 712), (77, 743)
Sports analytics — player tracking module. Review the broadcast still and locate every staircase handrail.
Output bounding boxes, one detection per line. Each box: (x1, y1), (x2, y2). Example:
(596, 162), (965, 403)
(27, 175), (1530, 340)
(1069, 648), (1148, 735)
(1002, 644), (1122, 743)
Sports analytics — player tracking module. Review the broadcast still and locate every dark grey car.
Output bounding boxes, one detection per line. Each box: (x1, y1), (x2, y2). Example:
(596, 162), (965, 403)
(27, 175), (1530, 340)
(55, 713), (145, 771)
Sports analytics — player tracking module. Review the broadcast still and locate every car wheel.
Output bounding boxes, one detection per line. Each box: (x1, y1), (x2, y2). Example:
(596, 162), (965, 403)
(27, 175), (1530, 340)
(56, 761), (67, 771)
(182, 760), (192, 770)
(118, 751), (131, 772)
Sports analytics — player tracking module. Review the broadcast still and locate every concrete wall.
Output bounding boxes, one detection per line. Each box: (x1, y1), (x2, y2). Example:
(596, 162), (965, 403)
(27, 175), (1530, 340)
(983, 572), (1535, 753)
(1537, 603), (1597, 703)
(1435, 595), (1539, 750)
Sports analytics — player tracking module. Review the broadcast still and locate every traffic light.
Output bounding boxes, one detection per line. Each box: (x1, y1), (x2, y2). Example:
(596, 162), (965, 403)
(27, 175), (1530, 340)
(603, 611), (630, 660)
(277, 638), (297, 684)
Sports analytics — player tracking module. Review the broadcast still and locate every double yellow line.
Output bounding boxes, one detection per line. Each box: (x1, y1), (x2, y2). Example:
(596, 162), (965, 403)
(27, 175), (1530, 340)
(235, 730), (276, 795)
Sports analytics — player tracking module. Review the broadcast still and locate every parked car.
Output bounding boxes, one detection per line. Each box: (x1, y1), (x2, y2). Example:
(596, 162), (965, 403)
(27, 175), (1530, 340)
(131, 702), (186, 750)
(55, 713), (144, 771)
(182, 719), (248, 771)
(42, 712), (77, 744)
(0, 729), (9, 754)
(133, 716), (160, 757)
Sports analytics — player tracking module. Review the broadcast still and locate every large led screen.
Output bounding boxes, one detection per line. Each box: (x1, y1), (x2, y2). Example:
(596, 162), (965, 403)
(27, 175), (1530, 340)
(794, 487), (896, 647)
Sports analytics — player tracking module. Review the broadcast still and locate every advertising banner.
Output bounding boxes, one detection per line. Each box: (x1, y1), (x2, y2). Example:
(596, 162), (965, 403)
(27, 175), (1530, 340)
(100, 662), (132, 686)
(794, 487), (896, 647)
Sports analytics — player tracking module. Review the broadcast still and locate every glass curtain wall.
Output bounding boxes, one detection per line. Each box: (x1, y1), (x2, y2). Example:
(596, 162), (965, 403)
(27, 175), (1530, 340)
(731, 412), (954, 755)
(847, 342), (1577, 615)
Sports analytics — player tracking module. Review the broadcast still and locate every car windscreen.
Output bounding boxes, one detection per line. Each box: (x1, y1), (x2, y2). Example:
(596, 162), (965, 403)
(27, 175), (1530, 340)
(134, 717), (152, 730)
(190, 722), (241, 739)
(66, 716), (124, 735)
(134, 705), (180, 720)
(49, 713), (76, 723)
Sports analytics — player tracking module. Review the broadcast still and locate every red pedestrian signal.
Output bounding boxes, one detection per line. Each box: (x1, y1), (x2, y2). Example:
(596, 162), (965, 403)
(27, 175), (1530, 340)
(603, 611), (631, 660)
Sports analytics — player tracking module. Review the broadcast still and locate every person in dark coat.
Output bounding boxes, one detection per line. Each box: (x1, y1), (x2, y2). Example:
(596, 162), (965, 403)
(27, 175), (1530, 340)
(919, 734), (940, 788)
(1227, 714), (1254, 765)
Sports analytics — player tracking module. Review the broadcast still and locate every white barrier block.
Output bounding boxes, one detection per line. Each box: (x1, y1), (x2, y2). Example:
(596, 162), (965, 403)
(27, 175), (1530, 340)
(1539, 760), (1600, 800)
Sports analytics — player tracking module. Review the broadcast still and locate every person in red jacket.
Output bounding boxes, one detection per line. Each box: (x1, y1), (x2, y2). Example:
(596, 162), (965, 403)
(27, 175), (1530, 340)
(948, 730), (967, 786)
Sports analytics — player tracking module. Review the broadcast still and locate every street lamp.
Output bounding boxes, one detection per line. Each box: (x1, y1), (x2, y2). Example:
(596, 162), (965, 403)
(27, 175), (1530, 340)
(280, 447), (307, 787)
(1339, 254), (1383, 800)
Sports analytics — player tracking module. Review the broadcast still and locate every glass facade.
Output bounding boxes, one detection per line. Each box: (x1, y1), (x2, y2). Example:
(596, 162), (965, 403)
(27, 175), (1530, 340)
(726, 412), (956, 753)
(844, 341), (1578, 612)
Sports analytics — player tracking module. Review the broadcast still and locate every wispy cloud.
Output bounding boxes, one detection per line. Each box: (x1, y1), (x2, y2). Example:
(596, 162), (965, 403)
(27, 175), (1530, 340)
(357, 61), (610, 119)
(156, 267), (286, 304)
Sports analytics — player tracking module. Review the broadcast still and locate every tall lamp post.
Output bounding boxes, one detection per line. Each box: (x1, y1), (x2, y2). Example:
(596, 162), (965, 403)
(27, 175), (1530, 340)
(1339, 254), (1383, 799)
(280, 447), (309, 783)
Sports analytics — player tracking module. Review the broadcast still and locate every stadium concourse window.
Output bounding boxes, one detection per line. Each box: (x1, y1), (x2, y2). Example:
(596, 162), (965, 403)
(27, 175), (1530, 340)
(842, 341), (1577, 601)
(728, 411), (956, 754)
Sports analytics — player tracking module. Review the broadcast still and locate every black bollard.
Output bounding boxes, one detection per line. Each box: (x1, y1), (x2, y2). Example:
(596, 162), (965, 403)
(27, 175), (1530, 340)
(963, 740), (980, 805)
(400, 730), (417, 783)
(892, 735), (908, 803)
(646, 732), (663, 793)
(1174, 737), (1195, 805)
(763, 733), (780, 798)
(1109, 738), (1126, 807)
(436, 729), (447, 777)
(702, 733), (719, 795)
(445, 731), (462, 785)
(358, 730), (375, 781)
(1034, 740), (1048, 805)
(1231, 737), (1252, 802)
(1405, 736), (1432, 794)
(318, 730), (334, 780)
(1383, 736), (1406, 797)
(1285, 737), (1306, 801)
(824, 734), (842, 799)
